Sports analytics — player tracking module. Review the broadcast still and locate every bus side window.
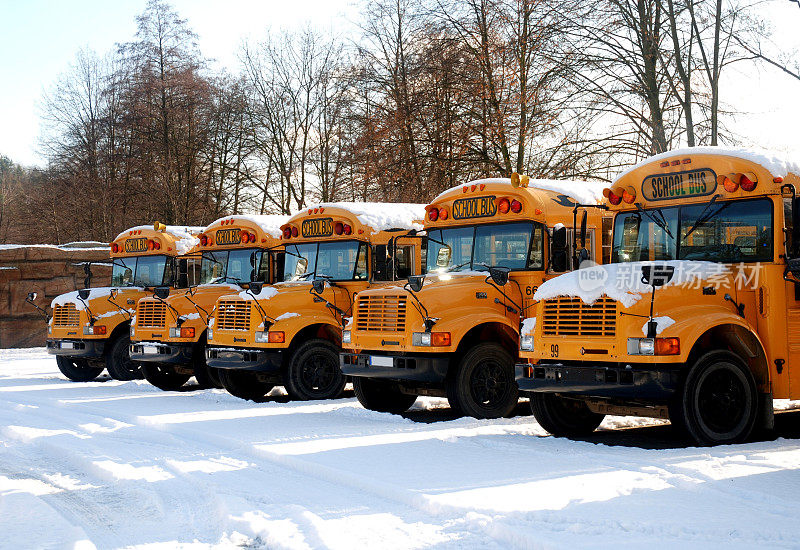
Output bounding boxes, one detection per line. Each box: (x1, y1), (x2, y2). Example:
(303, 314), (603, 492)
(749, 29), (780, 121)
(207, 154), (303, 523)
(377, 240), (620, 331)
(372, 244), (389, 281)
(395, 245), (413, 279)
(274, 252), (286, 283)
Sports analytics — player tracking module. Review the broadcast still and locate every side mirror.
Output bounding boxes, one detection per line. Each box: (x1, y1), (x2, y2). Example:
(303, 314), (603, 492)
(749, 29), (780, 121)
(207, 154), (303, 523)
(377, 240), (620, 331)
(641, 265), (675, 287)
(154, 286), (170, 300)
(580, 211), (588, 248)
(83, 262), (93, 289)
(551, 225), (569, 273)
(407, 274), (425, 293)
(78, 289), (91, 300)
(312, 279), (325, 294)
(248, 281), (263, 294)
(26, 292), (37, 302)
(578, 248), (590, 264)
(489, 266), (510, 286)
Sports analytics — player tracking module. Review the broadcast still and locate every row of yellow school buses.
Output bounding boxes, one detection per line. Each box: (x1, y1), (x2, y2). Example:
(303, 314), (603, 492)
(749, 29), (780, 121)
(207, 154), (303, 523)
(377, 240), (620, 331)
(39, 147), (800, 446)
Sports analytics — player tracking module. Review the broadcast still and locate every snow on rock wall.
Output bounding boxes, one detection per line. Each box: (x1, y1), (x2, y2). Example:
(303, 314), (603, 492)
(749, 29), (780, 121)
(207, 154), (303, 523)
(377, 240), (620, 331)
(0, 244), (111, 348)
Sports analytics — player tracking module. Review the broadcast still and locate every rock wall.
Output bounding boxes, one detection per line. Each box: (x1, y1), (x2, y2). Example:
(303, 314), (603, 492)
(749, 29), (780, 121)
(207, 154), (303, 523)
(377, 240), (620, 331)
(0, 245), (111, 348)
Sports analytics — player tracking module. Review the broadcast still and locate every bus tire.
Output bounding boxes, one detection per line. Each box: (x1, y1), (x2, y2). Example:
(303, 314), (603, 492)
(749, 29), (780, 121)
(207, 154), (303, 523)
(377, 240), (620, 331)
(218, 369), (273, 401)
(284, 339), (345, 401)
(105, 335), (142, 381)
(142, 363), (191, 391)
(193, 354), (222, 389)
(446, 343), (518, 419)
(670, 350), (757, 446)
(354, 377), (417, 414)
(529, 394), (604, 437)
(56, 356), (104, 382)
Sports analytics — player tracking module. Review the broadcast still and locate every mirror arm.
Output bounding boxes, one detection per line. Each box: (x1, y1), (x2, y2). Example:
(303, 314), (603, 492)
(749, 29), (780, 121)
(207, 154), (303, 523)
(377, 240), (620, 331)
(483, 276), (523, 314)
(106, 293), (132, 320)
(182, 291), (211, 327)
(25, 296), (50, 321)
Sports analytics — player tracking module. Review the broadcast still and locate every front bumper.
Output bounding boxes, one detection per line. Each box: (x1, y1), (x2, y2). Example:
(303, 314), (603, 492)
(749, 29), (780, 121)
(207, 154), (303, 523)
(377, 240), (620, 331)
(130, 341), (194, 365)
(515, 362), (679, 400)
(340, 352), (449, 383)
(205, 347), (284, 372)
(46, 339), (105, 358)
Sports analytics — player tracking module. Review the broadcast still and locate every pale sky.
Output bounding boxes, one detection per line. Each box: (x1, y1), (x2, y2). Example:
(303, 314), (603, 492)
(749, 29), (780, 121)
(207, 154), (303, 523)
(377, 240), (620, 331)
(0, 0), (798, 167)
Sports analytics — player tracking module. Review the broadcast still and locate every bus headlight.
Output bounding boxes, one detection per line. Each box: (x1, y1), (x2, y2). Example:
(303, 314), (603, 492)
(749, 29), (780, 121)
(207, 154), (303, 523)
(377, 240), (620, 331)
(255, 331), (269, 343)
(627, 337), (680, 356)
(520, 335), (534, 351)
(48, 326), (52, 335)
(83, 325), (106, 335)
(342, 330), (351, 344)
(130, 325), (135, 338)
(207, 328), (213, 341)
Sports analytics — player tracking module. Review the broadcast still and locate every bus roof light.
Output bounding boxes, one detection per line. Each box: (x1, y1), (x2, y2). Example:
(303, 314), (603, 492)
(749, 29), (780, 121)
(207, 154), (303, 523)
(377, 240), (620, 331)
(607, 190), (622, 206)
(111, 243), (118, 253)
(622, 187), (636, 204)
(334, 221), (344, 235)
(497, 197), (510, 214)
(660, 161), (670, 168)
(670, 160), (680, 166)
(774, 176), (784, 183)
(438, 208), (449, 220)
(682, 158), (691, 164)
(510, 199), (522, 213)
(740, 173), (757, 192)
(282, 228), (291, 239)
(723, 176), (739, 193)
(428, 208), (439, 221)
(343, 224), (352, 235)
(291, 227), (298, 238)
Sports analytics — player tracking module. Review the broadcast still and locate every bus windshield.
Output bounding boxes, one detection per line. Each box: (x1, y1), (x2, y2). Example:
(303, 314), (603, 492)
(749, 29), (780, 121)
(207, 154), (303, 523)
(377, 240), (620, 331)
(199, 248), (265, 285)
(612, 198), (773, 263)
(111, 255), (171, 287)
(283, 240), (368, 281)
(426, 221), (544, 273)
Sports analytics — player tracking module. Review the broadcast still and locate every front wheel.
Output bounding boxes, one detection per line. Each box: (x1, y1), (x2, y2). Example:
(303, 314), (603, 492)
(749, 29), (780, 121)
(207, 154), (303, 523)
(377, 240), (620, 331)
(142, 363), (191, 391)
(192, 350), (222, 389)
(56, 356), (104, 382)
(670, 351), (757, 446)
(529, 394), (605, 437)
(354, 378), (417, 414)
(284, 339), (346, 401)
(446, 343), (518, 419)
(218, 369), (273, 401)
(105, 335), (142, 381)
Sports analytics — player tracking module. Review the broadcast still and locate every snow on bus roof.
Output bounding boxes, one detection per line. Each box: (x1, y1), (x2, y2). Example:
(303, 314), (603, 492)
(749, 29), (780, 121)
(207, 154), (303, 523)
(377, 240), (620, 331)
(432, 178), (606, 205)
(222, 214), (290, 238)
(121, 225), (203, 255)
(613, 146), (800, 185)
(534, 260), (730, 308)
(311, 202), (426, 231)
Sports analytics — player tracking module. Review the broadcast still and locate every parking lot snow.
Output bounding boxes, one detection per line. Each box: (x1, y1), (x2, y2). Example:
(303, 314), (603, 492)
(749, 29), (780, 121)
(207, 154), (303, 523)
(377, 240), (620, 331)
(1, 348), (799, 549)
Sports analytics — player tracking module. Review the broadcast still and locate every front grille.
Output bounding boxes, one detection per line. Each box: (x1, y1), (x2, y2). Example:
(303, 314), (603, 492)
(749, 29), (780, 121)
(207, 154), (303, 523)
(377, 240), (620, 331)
(137, 300), (166, 328)
(542, 296), (617, 337)
(53, 303), (80, 327)
(356, 295), (408, 332)
(217, 300), (251, 331)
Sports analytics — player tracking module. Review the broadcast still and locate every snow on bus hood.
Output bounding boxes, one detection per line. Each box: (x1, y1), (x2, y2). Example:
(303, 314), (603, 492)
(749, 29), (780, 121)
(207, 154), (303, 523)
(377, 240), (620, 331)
(312, 202), (426, 231)
(237, 286), (279, 301)
(432, 178), (607, 205)
(613, 146), (800, 184)
(533, 261), (729, 308)
(50, 287), (143, 309)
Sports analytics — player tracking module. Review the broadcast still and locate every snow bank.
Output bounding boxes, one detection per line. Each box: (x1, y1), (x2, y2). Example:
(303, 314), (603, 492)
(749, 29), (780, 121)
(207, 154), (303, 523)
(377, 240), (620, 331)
(223, 214), (291, 238)
(641, 316), (675, 336)
(614, 146), (800, 185)
(311, 202), (426, 231)
(432, 178), (606, 205)
(534, 261), (729, 308)
(0, 243), (108, 251)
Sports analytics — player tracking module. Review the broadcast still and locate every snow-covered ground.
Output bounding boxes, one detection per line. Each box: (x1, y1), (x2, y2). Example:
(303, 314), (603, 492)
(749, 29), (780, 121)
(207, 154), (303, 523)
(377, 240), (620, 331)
(2, 349), (800, 549)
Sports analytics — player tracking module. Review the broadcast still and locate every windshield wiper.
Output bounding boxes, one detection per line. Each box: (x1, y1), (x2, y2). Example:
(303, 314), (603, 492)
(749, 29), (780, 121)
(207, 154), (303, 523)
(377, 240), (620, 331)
(210, 276), (243, 285)
(440, 260), (471, 273)
(635, 203), (674, 240)
(682, 195), (729, 241)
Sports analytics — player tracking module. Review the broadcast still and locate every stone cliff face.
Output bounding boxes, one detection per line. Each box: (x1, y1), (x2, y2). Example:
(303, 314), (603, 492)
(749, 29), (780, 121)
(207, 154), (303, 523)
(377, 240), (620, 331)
(0, 245), (111, 348)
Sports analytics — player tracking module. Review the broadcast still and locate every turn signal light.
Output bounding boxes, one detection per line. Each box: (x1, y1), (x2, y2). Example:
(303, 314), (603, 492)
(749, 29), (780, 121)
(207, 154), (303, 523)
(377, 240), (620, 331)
(655, 337), (680, 355)
(83, 325), (107, 335)
(181, 327), (195, 339)
(497, 197), (511, 214)
(430, 332), (451, 346)
(268, 331), (285, 343)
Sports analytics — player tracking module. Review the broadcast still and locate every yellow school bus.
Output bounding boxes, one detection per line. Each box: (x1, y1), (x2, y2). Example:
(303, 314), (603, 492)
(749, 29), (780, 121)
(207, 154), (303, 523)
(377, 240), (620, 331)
(130, 215), (288, 390)
(205, 203), (425, 401)
(517, 148), (800, 445)
(340, 177), (609, 418)
(46, 224), (200, 382)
